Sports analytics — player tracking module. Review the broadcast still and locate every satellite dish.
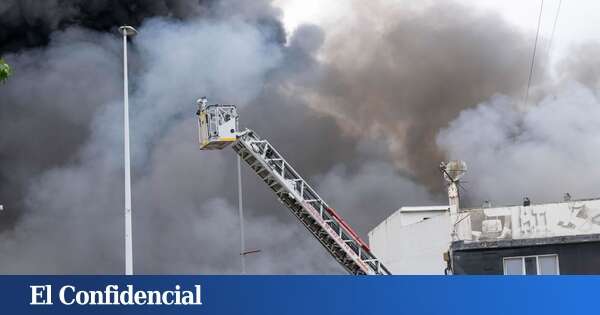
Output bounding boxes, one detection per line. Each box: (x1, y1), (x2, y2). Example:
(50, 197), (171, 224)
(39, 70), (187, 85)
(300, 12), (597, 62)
(441, 160), (467, 183)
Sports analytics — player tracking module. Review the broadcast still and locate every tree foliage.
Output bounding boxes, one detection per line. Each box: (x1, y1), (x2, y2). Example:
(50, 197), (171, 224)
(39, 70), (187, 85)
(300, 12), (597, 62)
(0, 59), (11, 83)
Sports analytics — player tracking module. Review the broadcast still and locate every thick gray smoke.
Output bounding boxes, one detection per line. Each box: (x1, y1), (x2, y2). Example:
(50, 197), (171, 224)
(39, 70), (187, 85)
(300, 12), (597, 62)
(558, 42), (600, 92)
(437, 82), (600, 207)
(0, 0), (283, 228)
(0, 1), (344, 273)
(1, 0), (427, 274)
(2, 0), (598, 274)
(0, 28), (122, 229)
(314, 162), (437, 235)
(305, 1), (544, 187)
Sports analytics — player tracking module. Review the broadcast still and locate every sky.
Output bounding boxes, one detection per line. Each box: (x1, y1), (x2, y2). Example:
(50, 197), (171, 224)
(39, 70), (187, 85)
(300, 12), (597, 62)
(274, 0), (599, 65)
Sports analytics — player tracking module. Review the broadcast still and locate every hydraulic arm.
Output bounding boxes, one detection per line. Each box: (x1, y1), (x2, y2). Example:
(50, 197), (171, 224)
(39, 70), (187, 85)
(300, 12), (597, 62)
(196, 98), (390, 275)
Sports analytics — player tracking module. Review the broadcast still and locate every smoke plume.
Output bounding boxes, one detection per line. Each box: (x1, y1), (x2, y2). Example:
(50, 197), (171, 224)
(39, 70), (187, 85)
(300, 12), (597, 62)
(0, 0), (285, 52)
(1, 0), (599, 274)
(306, 1), (543, 187)
(438, 82), (600, 207)
(0, 0), (368, 274)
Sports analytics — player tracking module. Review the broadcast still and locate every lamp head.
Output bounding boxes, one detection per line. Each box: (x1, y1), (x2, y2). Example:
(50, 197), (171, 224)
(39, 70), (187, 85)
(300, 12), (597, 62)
(441, 160), (467, 183)
(119, 26), (138, 37)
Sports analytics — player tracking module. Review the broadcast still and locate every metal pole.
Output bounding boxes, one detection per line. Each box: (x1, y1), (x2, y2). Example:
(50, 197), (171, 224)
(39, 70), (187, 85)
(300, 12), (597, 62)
(120, 25), (137, 276)
(237, 155), (246, 274)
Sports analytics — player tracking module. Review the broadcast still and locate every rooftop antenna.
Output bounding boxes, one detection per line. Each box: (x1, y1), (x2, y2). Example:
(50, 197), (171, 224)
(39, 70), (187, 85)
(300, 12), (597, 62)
(119, 25), (137, 276)
(440, 160), (470, 240)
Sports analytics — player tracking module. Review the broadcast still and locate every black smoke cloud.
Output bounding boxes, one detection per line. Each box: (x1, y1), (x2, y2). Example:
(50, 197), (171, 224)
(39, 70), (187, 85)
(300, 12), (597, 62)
(0, 0), (208, 52)
(0, 0), (285, 53)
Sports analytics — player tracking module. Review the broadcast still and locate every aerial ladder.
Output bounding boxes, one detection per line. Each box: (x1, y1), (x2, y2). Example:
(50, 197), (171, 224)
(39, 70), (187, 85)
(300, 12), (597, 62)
(196, 97), (391, 275)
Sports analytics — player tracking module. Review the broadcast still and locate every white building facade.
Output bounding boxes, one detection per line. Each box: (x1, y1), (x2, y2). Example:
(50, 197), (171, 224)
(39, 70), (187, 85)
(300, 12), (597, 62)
(368, 206), (452, 274)
(369, 198), (600, 274)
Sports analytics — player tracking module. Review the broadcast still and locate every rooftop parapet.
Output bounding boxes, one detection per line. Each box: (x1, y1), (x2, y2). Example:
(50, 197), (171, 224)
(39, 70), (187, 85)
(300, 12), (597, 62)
(453, 198), (600, 243)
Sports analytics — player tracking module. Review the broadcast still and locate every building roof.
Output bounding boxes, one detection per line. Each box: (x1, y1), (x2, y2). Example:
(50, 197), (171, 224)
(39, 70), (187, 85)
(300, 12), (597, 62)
(400, 206), (450, 212)
(463, 196), (600, 212)
(368, 205), (450, 236)
(451, 233), (600, 251)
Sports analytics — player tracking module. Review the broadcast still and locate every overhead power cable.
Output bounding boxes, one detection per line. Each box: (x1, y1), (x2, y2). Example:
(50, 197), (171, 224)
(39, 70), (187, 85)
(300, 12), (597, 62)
(524, 0), (545, 106)
(546, 0), (563, 58)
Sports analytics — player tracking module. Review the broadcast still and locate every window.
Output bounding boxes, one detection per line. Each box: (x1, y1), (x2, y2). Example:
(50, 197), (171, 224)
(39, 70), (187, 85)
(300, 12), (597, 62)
(503, 255), (559, 275)
(504, 258), (523, 275)
(538, 255), (559, 275)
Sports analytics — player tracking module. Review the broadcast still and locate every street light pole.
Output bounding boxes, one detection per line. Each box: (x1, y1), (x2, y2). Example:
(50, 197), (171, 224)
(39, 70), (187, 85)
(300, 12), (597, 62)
(119, 25), (137, 276)
(237, 155), (246, 274)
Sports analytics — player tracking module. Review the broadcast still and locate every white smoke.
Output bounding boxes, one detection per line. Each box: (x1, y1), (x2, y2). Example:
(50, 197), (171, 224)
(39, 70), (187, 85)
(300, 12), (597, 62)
(437, 82), (600, 206)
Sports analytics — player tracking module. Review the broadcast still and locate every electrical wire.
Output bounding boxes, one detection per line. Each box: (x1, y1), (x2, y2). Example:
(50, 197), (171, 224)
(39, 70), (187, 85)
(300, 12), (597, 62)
(546, 0), (563, 58)
(524, 0), (545, 106)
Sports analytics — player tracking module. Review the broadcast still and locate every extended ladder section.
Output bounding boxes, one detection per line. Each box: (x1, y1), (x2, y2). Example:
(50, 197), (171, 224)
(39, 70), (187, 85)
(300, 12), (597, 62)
(197, 99), (390, 275)
(233, 131), (390, 275)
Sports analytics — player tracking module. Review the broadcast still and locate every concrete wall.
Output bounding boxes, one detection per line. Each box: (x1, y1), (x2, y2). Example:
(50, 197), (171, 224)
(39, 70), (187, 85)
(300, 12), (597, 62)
(456, 198), (600, 243)
(397, 206), (450, 226)
(369, 212), (451, 274)
(369, 198), (600, 275)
